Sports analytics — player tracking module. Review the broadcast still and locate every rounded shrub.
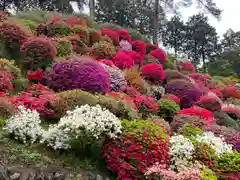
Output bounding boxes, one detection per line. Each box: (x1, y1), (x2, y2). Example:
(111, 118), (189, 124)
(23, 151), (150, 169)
(21, 37), (56, 70)
(151, 117), (171, 135)
(46, 56), (110, 93)
(72, 25), (89, 45)
(200, 168), (217, 180)
(165, 79), (203, 108)
(140, 63), (165, 85)
(36, 23), (47, 36)
(146, 84), (165, 100)
(132, 40), (146, 56)
(0, 22), (31, 59)
(165, 69), (189, 83)
(13, 19), (36, 32)
(157, 99), (180, 122)
(113, 50), (134, 69)
(178, 124), (203, 138)
(121, 119), (167, 141)
(196, 94), (222, 112)
(100, 29), (119, 46)
(47, 21), (72, 36)
(124, 50), (143, 67)
(88, 28), (101, 45)
(177, 61), (195, 74)
(161, 94), (180, 105)
(117, 29), (131, 42)
(149, 48), (167, 64)
(55, 38), (73, 57)
(91, 41), (116, 59)
(0, 97), (17, 119)
(101, 63), (127, 92)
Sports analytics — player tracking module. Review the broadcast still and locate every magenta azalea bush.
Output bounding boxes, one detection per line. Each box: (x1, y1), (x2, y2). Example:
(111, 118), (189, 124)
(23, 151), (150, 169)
(46, 56), (110, 93)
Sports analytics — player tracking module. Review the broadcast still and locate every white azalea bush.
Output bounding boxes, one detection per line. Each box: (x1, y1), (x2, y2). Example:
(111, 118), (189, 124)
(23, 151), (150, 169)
(3, 106), (43, 143)
(169, 135), (195, 170)
(196, 131), (233, 157)
(42, 104), (122, 150)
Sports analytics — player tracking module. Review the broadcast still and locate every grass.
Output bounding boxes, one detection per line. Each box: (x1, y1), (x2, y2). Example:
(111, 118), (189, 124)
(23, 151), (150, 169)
(0, 129), (116, 179)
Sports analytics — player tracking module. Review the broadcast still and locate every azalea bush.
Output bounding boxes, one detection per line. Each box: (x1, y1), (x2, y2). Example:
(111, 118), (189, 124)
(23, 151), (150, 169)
(157, 99), (180, 122)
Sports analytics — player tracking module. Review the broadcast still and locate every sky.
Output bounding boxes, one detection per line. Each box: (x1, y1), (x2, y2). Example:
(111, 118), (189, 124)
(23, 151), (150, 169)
(71, 0), (239, 38)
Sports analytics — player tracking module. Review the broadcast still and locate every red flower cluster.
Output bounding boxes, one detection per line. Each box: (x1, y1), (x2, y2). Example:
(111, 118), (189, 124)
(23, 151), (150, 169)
(103, 134), (169, 179)
(177, 61), (195, 73)
(141, 63), (165, 84)
(0, 70), (14, 92)
(117, 29), (131, 42)
(65, 16), (87, 27)
(178, 106), (215, 126)
(124, 50), (143, 67)
(9, 84), (56, 118)
(113, 50), (134, 69)
(149, 48), (167, 64)
(161, 94), (180, 105)
(132, 40), (146, 56)
(0, 91), (5, 97)
(101, 29), (119, 46)
(135, 95), (159, 113)
(222, 86), (240, 99)
(27, 68), (44, 81)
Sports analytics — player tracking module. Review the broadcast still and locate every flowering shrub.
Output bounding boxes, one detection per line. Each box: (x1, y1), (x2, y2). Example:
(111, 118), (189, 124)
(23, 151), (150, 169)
(4, 106), (43, 143)
(65, 16), (87, 27)
(124, 67), (148, 94)
(0, 97), (17, 119)
(171, 115), (205, 133)
(103, 134), (169, 179)
(141, 63), (165, 85)
(72, 25), (89, 44)
(146, 84), (165, 100)
(97, 59), (115, 67)
(178, 106), (215, 126)
(121, 119), (167, 141)
(117, 29), (131, 42)
(27, 68), (44, 82)
(178, 124), (203, 139)
(124, 50), (143, 67)
(55, 38), (73, 57)
(222, 86), (240, 99)
(134, 95), (159, 116)
(165, 79), (203, 108)
(46, 57), (110, 93)
(119, 40), (132, 50)
(177, 61), (195, 74)
(42, 104), (122, 150)
(196, 132), (233, 157)
(0, 70), (14, 92)
(165, 69), (189, 83)
(36, 23), (47, 36)
(21, 37), (56, 70)
(100, 29), (119, 46)
(131, 40), (146, 56)
(101, 63), (127, 92)
(149, 48), (167, 64)
(196, 94), (222, 112)
(151, 117), (171, 135)
(91, 41), (116, 59)
(112, 50), (134, 69)
(157, 99), (180, 122)
(0, 22), (31, 58)
(213, 152), (240, 179)
(209, 89), (223, 99)
(47, 21), (71, 37)
(169, 135), (195, 171)
(222, 104), (240, 119)
(89, 28), (101, 45)
(161, 94), (180, 105)
(200, 168), (217, 180)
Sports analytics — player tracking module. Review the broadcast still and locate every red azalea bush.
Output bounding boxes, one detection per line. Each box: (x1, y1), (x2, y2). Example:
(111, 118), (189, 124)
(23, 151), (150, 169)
(131, 40), (146, 56)
(149, 48), (167, 65)
(140, 63), (165, 85)
(117, 29), (131, 42)
(100, 29), (119, 46)
(21, 37), (56, 70)
(27, 68), (44, 82)
(112, 50), (134, 69)
(195, 94), (222, 112)
(178, 106), (215, 127)
(134, 95), (159, 114)
(161, 94), (180, 105)
(177, 61), (195, 74)
(123, 50), (143, 67)
(0, 70), (14, 92)
(222, 86), (240, 99)
(209, 89), (223, 99)
(103, 133), (169, 179)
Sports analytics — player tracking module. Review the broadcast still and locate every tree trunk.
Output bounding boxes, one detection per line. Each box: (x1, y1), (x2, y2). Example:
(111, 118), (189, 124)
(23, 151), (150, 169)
(152, 0), (159, 45)
(89, 0), (95, 18)
(202, 47), (206, 73)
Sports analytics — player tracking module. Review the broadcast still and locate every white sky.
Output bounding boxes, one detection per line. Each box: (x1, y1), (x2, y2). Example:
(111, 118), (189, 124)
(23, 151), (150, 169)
(71, 0), (239, 37)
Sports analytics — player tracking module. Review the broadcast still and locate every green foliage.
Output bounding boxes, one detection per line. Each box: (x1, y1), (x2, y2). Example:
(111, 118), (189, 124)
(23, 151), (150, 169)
(9, 18), (36, 31)
(200, 168), (217, 180)
(56, 39), (73, 57)
(179, 124), (203, 139)
(157, 99), (180, 122)
(121, 119), (167, 141)
(127, 28), (149, 42)
(0, 119), (5, 128)
(47, 21), (72, 37)
(91, 41), (116, 59)
(96, 95), (139, 121)
(11, 78), (29, 92)
(214, 152), (240, 176)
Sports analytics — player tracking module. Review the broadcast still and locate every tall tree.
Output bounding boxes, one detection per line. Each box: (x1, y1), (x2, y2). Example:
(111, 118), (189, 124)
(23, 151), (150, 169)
(162, 15), (186, 55)
(184, 13), (219, 72)
(221, 29), (240, 51)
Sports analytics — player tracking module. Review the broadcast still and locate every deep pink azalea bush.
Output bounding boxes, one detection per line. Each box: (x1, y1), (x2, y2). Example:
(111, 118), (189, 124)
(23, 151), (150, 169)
(177, 61), (195, 74)
(112, 50), (134, 69)
(124, 50), (143, 67)
(46, 56), (110, 93)
(100, 29), (119, 46)
(140, 63), (165, 84)
(131, 40), (146, 56)
(196, 94), (222, 112)
(149, 48), (167, 65)
(20, 37), (56, 70)
(165, 79), (203, 108)
(117, 29), (131, 42)
(178, 106), (215, 127)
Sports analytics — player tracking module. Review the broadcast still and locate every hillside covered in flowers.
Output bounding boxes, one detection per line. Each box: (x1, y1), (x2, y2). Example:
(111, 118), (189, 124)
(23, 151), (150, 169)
(0, 10), (239, 180)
